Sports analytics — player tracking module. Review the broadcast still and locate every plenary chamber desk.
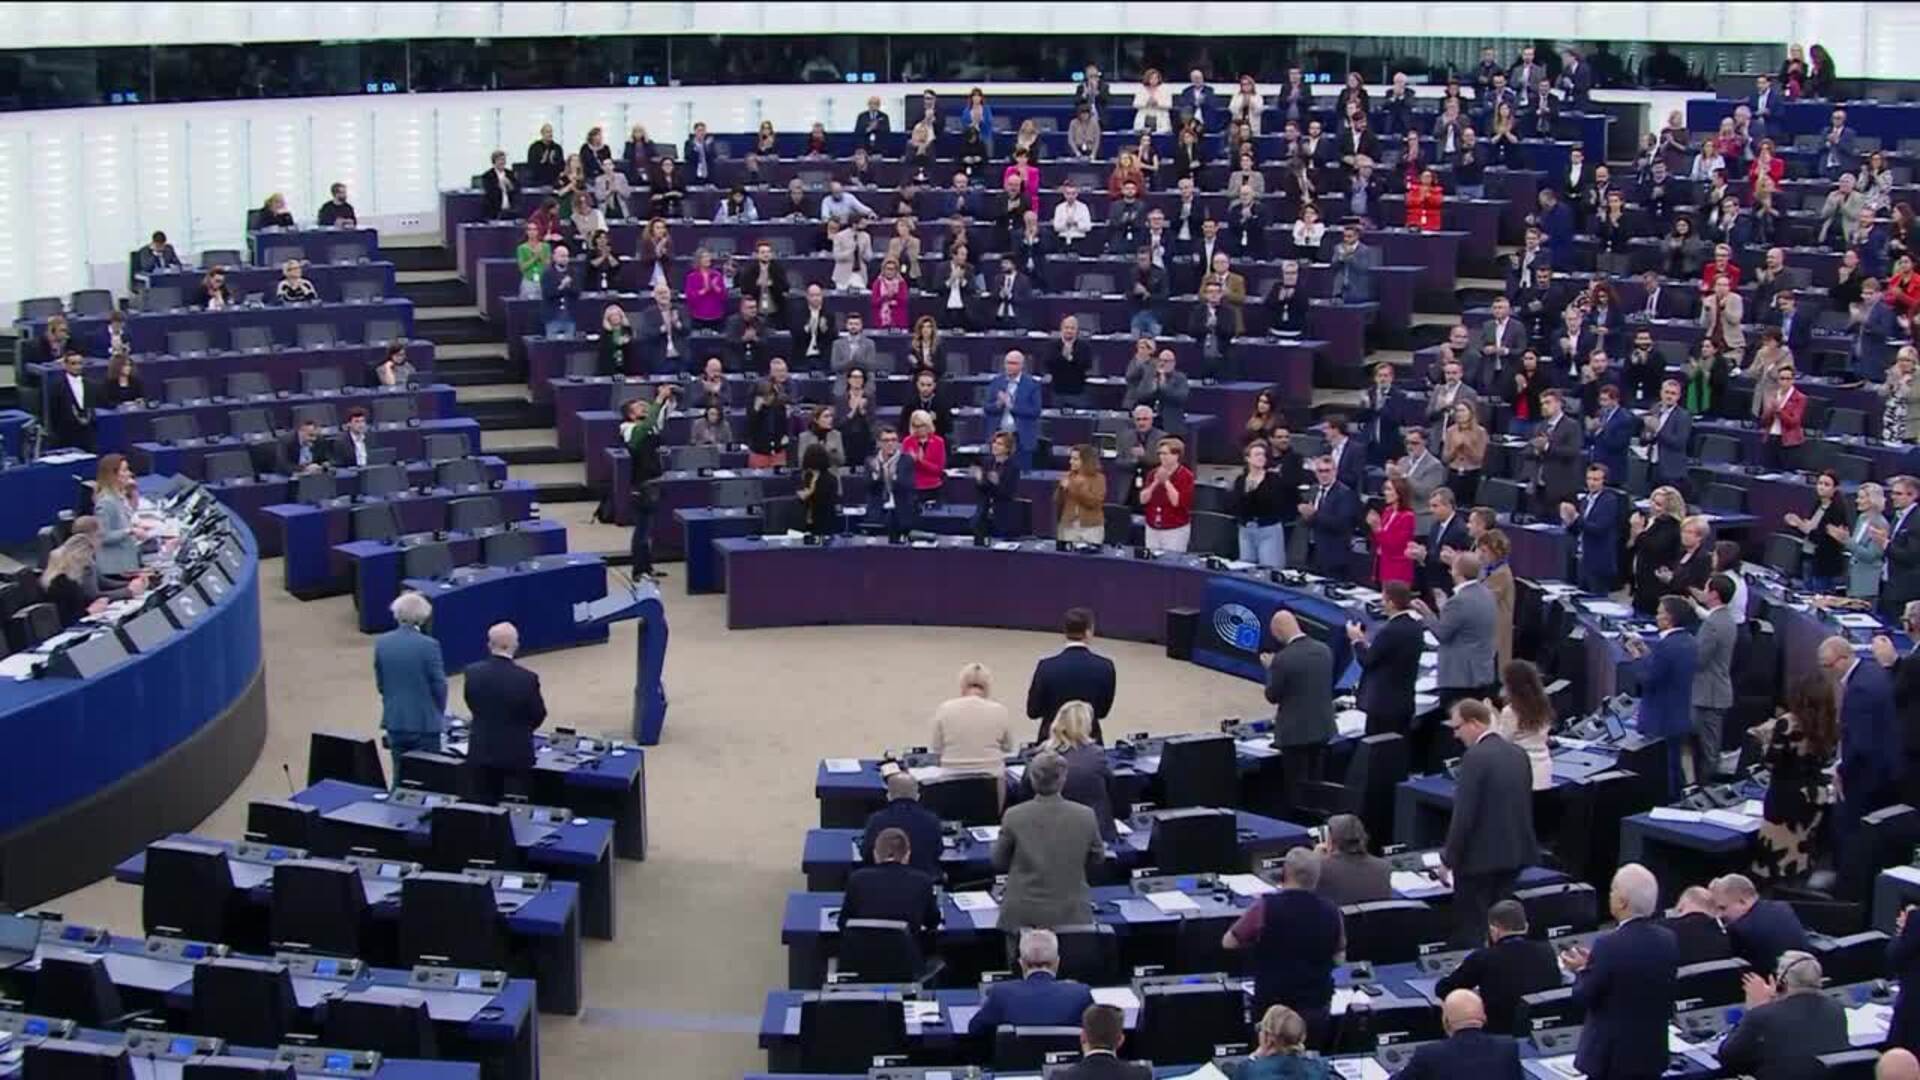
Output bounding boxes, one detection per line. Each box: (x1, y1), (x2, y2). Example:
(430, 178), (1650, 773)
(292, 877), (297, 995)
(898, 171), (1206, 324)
(0, 480), (265, 907)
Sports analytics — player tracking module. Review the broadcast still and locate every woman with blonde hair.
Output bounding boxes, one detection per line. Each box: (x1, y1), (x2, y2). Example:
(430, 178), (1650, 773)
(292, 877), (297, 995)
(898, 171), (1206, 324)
(1442, 401), (1489, 505)
(92, 453), (145, 577)
(1055, 444), (1108, 544)
(1241, 1004), (1328, 1079)
(929, 663), (1014, 782)
(1039, 700), (1117, 840)
(1628, 484), (1686, 615)
(1846, 481), (1889, 601)
(1478, 528), (1515, 668)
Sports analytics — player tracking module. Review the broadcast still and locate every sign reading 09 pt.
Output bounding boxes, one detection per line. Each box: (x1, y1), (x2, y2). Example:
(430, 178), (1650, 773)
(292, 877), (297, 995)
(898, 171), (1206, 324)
(1213, 603), (1262, 652)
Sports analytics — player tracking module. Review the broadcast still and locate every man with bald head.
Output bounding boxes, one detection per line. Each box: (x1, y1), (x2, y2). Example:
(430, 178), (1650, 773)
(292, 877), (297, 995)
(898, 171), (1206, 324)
(1387, 990), (1522, 1078)
(1883, 1049), (1920, 1079)
(463, 622), (548, 802)
(1561, 864), (1678, 1080)
(860, 770), (943, 876)
(985, 349), (1043, 467)
(1263, 610), (1335, 814)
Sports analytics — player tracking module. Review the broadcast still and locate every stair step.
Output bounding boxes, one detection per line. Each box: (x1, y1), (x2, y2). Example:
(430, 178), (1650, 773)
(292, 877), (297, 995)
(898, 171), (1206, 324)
(493, 445), (573, 466)
(415, 315), (498, 347)
(383, 245), (456, 273)
(435, 342), (509, 361)
(454, 382), (533, 403)
(437, 355), (524, 386)
(532, 481), (597, 504)
(469, 401), (553, 431)
(397, 278), (474, 309)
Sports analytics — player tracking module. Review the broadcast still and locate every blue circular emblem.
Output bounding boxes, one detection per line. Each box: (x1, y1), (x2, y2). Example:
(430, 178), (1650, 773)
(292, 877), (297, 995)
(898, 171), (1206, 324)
(1212, 603), (1262, 651)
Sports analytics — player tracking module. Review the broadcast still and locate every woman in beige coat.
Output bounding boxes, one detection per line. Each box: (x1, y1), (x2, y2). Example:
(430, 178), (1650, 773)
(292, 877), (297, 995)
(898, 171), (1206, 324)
(1477, 529), (1516, 670)
(930, 663), (1015, 779)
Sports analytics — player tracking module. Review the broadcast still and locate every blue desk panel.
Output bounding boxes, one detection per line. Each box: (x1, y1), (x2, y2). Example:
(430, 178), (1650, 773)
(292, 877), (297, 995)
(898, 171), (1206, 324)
(261, 477), (537, 597)
(339, 519), (569, 633)
(0, 453), (93, 544)
(401, 554), (612, 669)
(93, 384), (456, 452)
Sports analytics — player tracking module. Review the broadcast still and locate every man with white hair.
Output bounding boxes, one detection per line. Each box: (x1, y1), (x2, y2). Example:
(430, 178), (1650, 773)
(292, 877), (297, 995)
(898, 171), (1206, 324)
(1716, 949), (1849, 1078)
(373, 591), (447, 776)
(1821, 633), (1905, 841)
(966, 927), (1096, 1035)
(1710, 872), (1810, 976)
(1223, 845), (1344, 1047)
(1560, 864), (1678, 1080)
(462, 621), (548, 803)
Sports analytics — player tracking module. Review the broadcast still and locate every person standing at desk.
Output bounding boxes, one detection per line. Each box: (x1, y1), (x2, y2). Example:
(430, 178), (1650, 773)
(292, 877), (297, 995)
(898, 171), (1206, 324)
(1493, 660), (1554, 790)
(860, 771), (942, 876)
(374, 591), (447, 775)
(1622, 596), (1697, 798)
(1034, 702), (1117, 843)
(984, 350), (1043, 468)
(1026, 608), (1116, 744)
(1437, 699), (1538, 946)
(865, 426), (919, 540)
(1347, 581), (1425, 737)
(994, 751), (1103, 934)
(1264, 610), (1334, 815)
(1223, 847), (1344, 1048)
(1689, 575), (1738, 786)
(47, 349), (97, 451)
(90, 454), (146, 579)
(1888, 906), (1920, 1053)
(1414, 552), (1498, 716)
(1821, 633), (1905, 840)
(1435, 900), (1561, 1037)
(462, 623), (548, 804)
(966, 928), (1096, 1036)
(1560, 864), (1679, 1080)
(930, 662), (1015, 783)
(1388, 990), (1524, 1079)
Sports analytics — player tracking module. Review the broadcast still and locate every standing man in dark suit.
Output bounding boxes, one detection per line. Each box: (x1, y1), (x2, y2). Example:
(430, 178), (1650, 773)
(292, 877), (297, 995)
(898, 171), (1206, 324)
(859, 771), (943, 876)
(1690, 577), (1738, 786)
(1300, 455), (1362, 579)
(1875, 603), (1920, 805)
(1822, 633), (1906, 840)
(1710, 874), (1811, 980)
(864, 426), (920, 540)
(1530, 390), (1585, 517)
(1322, 415), (1365, 493)
(461, 622), (548, 803)
(1410, 488), (1470, 599)
(1388, 990), (1524, 1079)
(1643, 378), (1692, 497)
(1347, 582), (1425, 736)
(46, 350), (97, 452)
(1888, 904), (1920, 1053)
(1716, 950), (1850, 1079)
(1026, 607), (1117, 743)
(1435, 900), (1562, 1037)
(839, 828), (942, 943)
(1562, 465), (1622, 595)
(1437, 699), (1539, 945)
(373, 591), (447, 778)
(966, 928), (1097, 1036)
(1265, 610), (1335, 812)
(1623, 597), (1698, 798)
(1561, 864), (1679, 1080)
(1879, 477), (1920, 620)
(1585, 386), (1636, 495)
(1055, 1004), (1150, 1080)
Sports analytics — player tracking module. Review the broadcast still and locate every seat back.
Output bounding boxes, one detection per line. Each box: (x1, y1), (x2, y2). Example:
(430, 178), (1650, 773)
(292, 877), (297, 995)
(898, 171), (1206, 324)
(1137, 981), (1246, 1065)
(1831, 453), (1873, 485)
(371, 396), (415, 426)
(402, 542), (454, 581)
(1698, 434), (1742, 464)
(340, 281), (382, 304)
(190, 958), (298, 1046)
(200, 248), (243, 269)
(482, 527), (540, 568)
(290, 403), (337, 430)
(1826, 407), (1867, 436)
(1171, 912), (1244, 976)
(1188, 511), (1237, 558)
(319, 991), (436, 1059)
(164, 376), (210, 403)
(366, 320), (405, 346)
(142, 839), (236, 940)
(245, 799), (318, 849)
(1514, 882), (1599, 938)
(181, 1057), (295, 1079)
(152, 415), (200, 444)
(1102, 503), (1132, 546)
(270, 859), (366, 955)
(29, 954), (125, 1027)
(1814, 1050), (1881, 1079)
(307, 731), (387, 788)
(992, 1025), (1082, 1070)
(1339, 900), (1447, 964)
(1157, 732), (1236, 808)
(396, 750), (472, 800)
(919, 772), (1001, 826)
(329, 242), (371, 264)
(447, 495), (505, 533)
(667, 444), (721, 472)
(1052, 923), (1121, 984)
(1146, 807), (1240, 874)
(398, 872), (508, 969)
(1480, 477), (1526, 514)
(358, 463), (407, 499)
(435, 458), (487, 491)
(294, 471), (338, 504)
(167, 330), (211, 356)
(22, 1042), (133, 1080)
(10, 603), (61, 651)
(1761, 532), (1803, 580)
(70, 289), (113, 317)
(225, 371), (272, 399)
(1673, 957), (1749, 1007)
(300, 367), (344, 394)
(203, 451), (256, 485)
(1700, 483), (1746, 514)
(836, 918), (922, 983)
(797, 991), (909, 1073)
(229, 325), (274, 352)
(19, 296), (65, 320)
(711, 478), (764, 509)
(427, 802), (519, 870)
(423, 433), (469, 462)
(228, 408), (274, 439)
(1811, 931), (1889, 984)
(297, 323), (337, 349)
(759, 495), (807, 536)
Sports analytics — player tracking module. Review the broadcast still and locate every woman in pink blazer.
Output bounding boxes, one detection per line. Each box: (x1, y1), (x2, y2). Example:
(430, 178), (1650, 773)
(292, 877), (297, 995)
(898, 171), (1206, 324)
(682, 248), (728, 329)
(1369, 475), (1418, 586)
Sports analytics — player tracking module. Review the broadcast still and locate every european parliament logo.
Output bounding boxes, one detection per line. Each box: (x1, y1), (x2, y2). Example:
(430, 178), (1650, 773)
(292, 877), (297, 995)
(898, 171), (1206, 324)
(1213, 603), (1262, 651)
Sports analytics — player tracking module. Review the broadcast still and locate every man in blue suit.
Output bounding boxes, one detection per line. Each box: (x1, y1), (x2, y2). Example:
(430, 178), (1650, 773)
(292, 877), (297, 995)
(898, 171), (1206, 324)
(1822, 634), (1907, 839)
(1300, 455), (1362, 579)
(1585, 385), (1636, 489)
(865, 426), (920, 539)
(1026, 608), (1118, 743)
(1322, 415), (1366, 493)
(1388, 989), (1523, 1079)
(462, 622), (548, 803)
(860, 771), (944, 877)
(1535, 188), (1575, 264)
(1561, 465), (1622, 595)
(1645, 379), (1692, 497)
(1562, 864), (1679, 1080)
(984, 350), (1044, 467)
(1623, 596), (1697, 798)
(967, 928), (1097, 1036)
(373, 590), (447, 777)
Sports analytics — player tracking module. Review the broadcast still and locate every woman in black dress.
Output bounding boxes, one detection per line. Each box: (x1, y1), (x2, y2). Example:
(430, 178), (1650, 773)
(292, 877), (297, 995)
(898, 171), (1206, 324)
(798, 444), (840, 536)
(1752, 675), (1838, 884)
(1627, 485), (1685, 616)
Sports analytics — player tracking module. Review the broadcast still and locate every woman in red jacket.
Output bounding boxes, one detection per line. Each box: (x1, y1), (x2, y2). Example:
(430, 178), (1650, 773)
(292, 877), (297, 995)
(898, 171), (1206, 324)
(1369, 475), (1418, 586)
(1140, 436), (1196, 552)
(1748, 139), (1785, 186)
(1406, 168), (1445, 232)
(901, 409), (948, 503)
(1887, 253), (1920, 317)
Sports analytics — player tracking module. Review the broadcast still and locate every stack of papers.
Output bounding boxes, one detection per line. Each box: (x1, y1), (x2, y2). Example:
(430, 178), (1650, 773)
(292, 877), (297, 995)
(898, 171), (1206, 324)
(907, 765), (947, 783)
(1391, 870), (1439, 893)
(903, 1001), (942, 1025)
(1143, 891), (1201, 914)
(821, 758), (862, 774)
(1330, 1059), (1390, 1080)
(951, 892), (997, 912)
(1649, 807), (1706, 824)
(1091, 986), (1141, 1011)
(1835, 613), (1883, 629)
(1219, 873), (1275, 898)
(1168, 1065), (1232, 1080)
(967, 826), (1001, 843)
(1702, 809), (1761, 833)
(1335, 709), (1368, 738)
(1421, 851), (1443, 869)
(1329, 987), (1369, 1015)
(1849, 1002), (1894, 1045)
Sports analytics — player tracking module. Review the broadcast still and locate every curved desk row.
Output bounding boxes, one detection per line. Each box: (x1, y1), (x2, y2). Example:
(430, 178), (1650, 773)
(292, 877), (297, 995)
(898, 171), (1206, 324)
(0, 482), (265, 907)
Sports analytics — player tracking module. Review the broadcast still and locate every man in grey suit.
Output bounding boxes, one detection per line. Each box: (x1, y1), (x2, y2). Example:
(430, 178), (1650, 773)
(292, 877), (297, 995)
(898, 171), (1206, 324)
(830, 312), (880, 387)
(1264, 610), (1336, 814)
(1529, 389), (1586, 517)
(1415, 552), (1498, 715)
(1477, 296), (1528, 377)
(1122, 348), (1192, 437)
(1396, 428), (1449, 531)
(1689, 574), (1738, 785)
(1439, 698), (1540, 945)
(1645, 378), (1693, 498)
(1425, 358), (1483, 448)
(1330, 222), (1380, 303)
(994, 751), (1105, 935)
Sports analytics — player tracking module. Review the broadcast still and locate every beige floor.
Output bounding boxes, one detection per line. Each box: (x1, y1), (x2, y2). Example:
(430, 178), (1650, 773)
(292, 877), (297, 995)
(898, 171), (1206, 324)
(48, 534), (1272, 1079)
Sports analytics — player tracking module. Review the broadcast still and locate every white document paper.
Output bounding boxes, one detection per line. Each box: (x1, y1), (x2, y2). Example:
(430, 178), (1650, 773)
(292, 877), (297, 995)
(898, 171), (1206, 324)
(1144, 890), (1201, 913)
(968, 826), (1001, 843)
(1330, 1059), (1391, 1080)
(1702, 809), (1761, 833)
(907, 765), (947, 783)
(1335, 709), (1368, 738)
(1835, 613), (1882, 629)
(1329, 987), (1368, 1015)
(1649, 807), (1706, 824)
(1584, 600), (1636, 618)
(1421, 851), (1442, 869)
(1884, 864), (1920, 886)
(1219, 873), (1275, 898)
(1391, 871), (1439, 893)
(1091, 986), (1142, 1010)
(1849, 1002), (1893, 1045)
(822, 758), (862, 774)
(950, 891), (998, 912)
(1168, 1064), (1233, 1080)
(1738, 799), (1765, 817)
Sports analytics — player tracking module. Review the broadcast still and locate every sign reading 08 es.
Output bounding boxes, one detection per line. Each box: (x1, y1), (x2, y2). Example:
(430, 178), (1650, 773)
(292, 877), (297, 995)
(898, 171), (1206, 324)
(1212, 603), (1262, 651)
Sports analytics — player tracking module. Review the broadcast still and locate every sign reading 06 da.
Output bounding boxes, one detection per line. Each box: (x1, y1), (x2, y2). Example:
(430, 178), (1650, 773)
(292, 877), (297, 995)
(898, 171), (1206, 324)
(1212, 603), (1262, 651)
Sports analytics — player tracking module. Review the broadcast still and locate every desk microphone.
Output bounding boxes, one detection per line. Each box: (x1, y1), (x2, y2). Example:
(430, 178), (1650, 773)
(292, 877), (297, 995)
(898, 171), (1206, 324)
(282, 763), (296, 795)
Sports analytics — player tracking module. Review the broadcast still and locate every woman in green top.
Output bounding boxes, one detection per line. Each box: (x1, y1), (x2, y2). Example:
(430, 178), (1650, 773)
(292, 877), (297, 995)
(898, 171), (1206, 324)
(1239, 1005), (1330, 1079)
(516, 220), (550, 300)
(1683, 340), (1727, 417)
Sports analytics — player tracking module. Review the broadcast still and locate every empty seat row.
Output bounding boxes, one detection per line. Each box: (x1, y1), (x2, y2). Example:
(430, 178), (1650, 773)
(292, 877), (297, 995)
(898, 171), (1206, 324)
(153, 317), (402, 353)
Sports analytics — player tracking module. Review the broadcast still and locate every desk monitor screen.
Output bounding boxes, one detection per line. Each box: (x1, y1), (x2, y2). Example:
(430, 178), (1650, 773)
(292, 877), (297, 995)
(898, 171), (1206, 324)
(168, 1037), (197, 1056)
(121, 608), (175, 654)
(0, 913), (38, 959)
(165, 591), (204, 627)
(455, 971), (482, 990)
(314, 958), (339, 976)
(59, 631), (128, 679)
(1603, 713), (1626, 741)
(324, 1053), (352, 1071)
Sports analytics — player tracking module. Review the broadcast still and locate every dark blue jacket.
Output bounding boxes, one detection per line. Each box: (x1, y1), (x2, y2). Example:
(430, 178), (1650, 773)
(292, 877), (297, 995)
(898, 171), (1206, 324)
(1727, 899), (1810, 976)
(1248, 889), (1343, 1012)
(1538, 201), (1576, 262)
(1567, 488), (1622, 594)
(1306, 482), (1362, 579)
(965, 971), (1096, 1035)
(860, 798), (944, 877)
(1587, 405), (1636, 490)
(974, 457), (1024, 538)
(1389, 1028), (1524, 1080)
(461, 655), (547, 770)
(1889, 913), (1920, 1052)
(1026, 645), (1117, 743)
(1632, 630), (1696, 740)
(1571, 917), (1679, 1080)
(1840, 657), (1905, 811)
(865, 452), (920, 536)
(839, 861), (940, 936)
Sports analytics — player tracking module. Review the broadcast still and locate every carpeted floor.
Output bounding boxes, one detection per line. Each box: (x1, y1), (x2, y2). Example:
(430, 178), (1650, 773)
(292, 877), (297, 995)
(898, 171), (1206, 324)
(49, 550), (1272, 1079)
